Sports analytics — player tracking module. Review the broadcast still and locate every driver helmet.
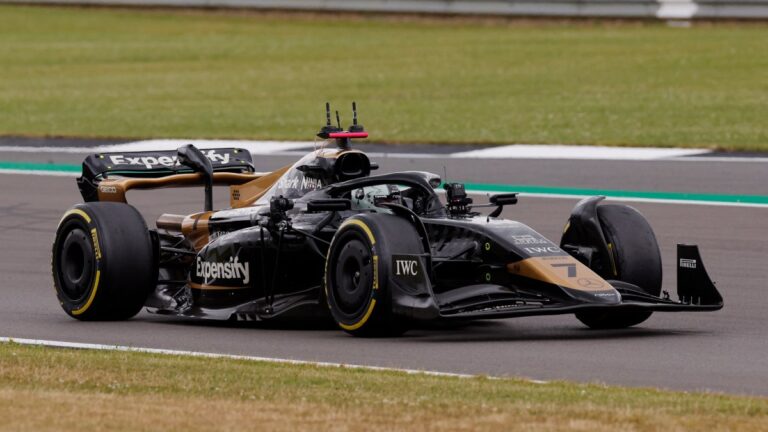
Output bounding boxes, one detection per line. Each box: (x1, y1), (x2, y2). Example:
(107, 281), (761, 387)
(352, 184), (402, 209)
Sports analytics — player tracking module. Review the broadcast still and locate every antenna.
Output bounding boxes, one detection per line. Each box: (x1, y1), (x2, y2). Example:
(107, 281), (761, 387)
(443, 165), (448, 184)
(335, 111), (341, 129)
(349, 101), (364, 133)
(318, 102), (343, 140)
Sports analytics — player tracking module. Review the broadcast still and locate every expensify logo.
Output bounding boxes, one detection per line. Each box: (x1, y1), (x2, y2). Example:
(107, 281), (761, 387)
(108, 150), (230, 169)
(196, 256), (250, 285)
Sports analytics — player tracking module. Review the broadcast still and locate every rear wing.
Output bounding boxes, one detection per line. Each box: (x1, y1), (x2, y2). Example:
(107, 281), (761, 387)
(77, 148), (255, 202)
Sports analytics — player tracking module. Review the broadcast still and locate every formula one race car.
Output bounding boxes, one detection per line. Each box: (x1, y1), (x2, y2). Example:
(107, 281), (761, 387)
(52, 104), (723, 336)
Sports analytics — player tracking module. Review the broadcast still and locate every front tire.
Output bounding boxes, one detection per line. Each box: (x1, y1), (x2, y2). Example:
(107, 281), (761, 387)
(575, 204), (663, 329)
(52, 202), (155, 320)
(325, 214), (422, 337)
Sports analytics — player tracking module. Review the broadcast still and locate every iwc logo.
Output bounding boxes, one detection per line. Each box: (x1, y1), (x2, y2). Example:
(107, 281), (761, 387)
(394, 259), (419, 276)
(392, 255), (422, 280)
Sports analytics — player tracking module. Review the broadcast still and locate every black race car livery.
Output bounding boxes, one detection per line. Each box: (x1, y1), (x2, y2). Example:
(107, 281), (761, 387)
(53, 104), (723, 336)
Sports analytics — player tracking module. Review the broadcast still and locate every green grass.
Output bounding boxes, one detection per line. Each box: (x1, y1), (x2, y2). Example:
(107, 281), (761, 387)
(0, 6), (767, 150)
(0, 342), (767, 431)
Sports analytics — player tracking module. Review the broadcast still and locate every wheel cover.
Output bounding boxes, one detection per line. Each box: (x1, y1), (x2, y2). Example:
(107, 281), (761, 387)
(333, 237), (373, 316)
(57, 227), (95, 302)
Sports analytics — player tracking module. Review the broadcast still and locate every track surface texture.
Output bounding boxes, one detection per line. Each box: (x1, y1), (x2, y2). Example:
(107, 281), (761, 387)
(1, 148), (766, 396)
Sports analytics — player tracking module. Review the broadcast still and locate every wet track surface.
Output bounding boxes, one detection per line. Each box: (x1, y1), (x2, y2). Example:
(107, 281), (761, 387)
(1, 147), (767, 396)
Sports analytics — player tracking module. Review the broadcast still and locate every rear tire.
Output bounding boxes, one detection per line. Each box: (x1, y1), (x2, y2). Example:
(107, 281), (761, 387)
(325, 214), (422, 337)
(52, 202), (155, 320)
(575, 204), (662, 329)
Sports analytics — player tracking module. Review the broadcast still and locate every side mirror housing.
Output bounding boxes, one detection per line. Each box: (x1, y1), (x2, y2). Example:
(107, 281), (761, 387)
(490, 193), (518, 206)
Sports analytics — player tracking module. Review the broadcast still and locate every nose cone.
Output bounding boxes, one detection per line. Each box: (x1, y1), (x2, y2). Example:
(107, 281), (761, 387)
(561, 286), (622, 305)
(507, 256), (621, 305)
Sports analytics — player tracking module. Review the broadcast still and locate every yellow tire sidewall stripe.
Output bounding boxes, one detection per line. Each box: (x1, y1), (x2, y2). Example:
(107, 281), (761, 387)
(341, 219), (376, 245)
(59, 208), (91, 225)
(333, 218), (380, 330)
(339, 299), (377, 331)
(59, 207), (101, 316)
(71, 270), (100, 316)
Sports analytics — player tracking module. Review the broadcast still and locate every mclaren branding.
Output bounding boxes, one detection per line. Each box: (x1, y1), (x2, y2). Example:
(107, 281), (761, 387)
(108, 150), (231, 170)
(196, 256), (250, 285)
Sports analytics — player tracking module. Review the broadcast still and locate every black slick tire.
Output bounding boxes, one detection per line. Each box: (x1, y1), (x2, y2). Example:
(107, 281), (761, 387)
(576, 204), (663, 329)
(52, 202), (155, 320)
(325, 214), (421, 337)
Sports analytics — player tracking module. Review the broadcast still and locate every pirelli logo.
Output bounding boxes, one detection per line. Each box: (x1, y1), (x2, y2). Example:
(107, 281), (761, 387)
(90, 228), (102, 260)
(679, 258), (697, 269)
(372, 255), (379, 290)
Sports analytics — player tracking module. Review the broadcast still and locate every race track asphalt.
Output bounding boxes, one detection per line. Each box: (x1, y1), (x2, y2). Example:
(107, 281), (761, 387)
(1, 145), (766, 396)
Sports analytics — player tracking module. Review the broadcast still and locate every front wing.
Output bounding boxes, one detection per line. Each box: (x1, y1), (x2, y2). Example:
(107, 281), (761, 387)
(436, 244), (723, 320)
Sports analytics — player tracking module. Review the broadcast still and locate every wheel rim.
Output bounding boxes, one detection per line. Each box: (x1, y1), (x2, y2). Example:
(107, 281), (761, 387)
(58, 227), (95, 302)
(333, 238), (373, 315)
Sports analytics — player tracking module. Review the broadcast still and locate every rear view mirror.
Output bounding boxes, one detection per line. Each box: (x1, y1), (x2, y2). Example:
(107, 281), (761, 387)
(490, 193), (518, 206)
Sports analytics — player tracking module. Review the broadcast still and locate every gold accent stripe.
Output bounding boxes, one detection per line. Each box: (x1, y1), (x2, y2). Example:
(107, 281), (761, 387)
(60, 208), (91, 224)
(72, 270), (100, 316)
(189, 282), (250, 291)
(181, 212), (213, 251)
(507, 256), (613, 292)
(339, 299), (377, 331)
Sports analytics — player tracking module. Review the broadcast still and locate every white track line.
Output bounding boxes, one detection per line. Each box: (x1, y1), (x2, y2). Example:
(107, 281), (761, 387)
(0, 145), (99, 154)
(0, 140), (743, 162)
(98, 139), (316, 154)
(0, 140), (316, 155)
(1, 336), (518, 381)
(450, 144), (711, 160)
(0, 168), (77, 176)
(670, 156), (768, 163)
